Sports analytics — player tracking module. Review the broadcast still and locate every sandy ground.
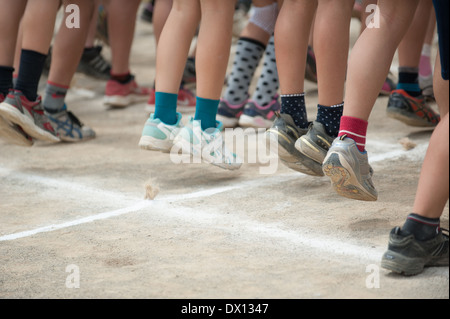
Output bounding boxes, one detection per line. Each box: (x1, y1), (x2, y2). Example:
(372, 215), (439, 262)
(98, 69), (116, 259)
(0, 11), (448, 300)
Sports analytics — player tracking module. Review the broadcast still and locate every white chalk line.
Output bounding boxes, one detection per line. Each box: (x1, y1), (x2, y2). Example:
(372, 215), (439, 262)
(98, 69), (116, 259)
(0, 141), (432, 265)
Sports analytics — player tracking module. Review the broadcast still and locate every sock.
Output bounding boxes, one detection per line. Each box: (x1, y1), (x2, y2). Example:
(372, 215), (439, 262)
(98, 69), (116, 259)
(43, 82), (69, 113)
(401, 213), (441, 241)
(154, 92), (178, 125)
(316, 103), (344, 138)
(338, 116), (368, 152)
(280, 93), (308, 129)
(195, 96), (219, 131)
(0, 66), (14, 96)
(419, 44), (433, 78)
(13, 74), (18, 88)
(110, 72), (133, 84)
(15, 49), (47, 101)
(397, 67), (421, 97)
(251, 36), (279, 107)
(223, 37), (266, 105)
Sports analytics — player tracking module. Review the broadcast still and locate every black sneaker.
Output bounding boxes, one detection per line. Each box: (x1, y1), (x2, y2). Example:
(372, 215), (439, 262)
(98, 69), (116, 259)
(266, 113), (324, 176)
(381, 227), (449, 276)
(77, 46), (112, 81)
(295, 121), (334, 164)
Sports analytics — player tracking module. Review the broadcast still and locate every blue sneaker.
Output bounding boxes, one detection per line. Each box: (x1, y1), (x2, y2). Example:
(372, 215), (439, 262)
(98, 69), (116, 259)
(172, 117), (242, 171)
(139, 112), (183, 153)
(238, 95), (281, 129)
(45, 105), (96, 143)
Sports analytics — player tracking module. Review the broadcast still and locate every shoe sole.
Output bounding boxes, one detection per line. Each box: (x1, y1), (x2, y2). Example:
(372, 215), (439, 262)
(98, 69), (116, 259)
(295, 136), (327, 164)
(266, 129), (324, 177)
(104, 94), (149, 108)
(387, 107), (438, 128)
(322, 153), (377, 201)
(239, 115), (273, 129)
(0, 103), (60, 143)
(139, 135), (173, 153)
(216, 115), (240, 128)
(0, 116), (33, 147)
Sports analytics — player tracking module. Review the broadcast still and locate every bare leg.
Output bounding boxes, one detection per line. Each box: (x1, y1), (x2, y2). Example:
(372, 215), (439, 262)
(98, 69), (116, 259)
(0, 0), (27, 67)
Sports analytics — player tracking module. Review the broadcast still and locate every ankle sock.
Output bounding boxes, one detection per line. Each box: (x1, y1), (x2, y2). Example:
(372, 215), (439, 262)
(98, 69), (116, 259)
(154, 92), (178, 125)
(316, 102), (344, 138)
(43, 82), (69, 113)
(397, 67), (422, 97)
(110, 72), (133, 84)
(280, 93), (308, 129)
(338, 116), (368, 152)
(0, 66), (14, 96)
(195, 96), (219, 131)
(15, 49), (47, 101)
(401, 213), (441, 241)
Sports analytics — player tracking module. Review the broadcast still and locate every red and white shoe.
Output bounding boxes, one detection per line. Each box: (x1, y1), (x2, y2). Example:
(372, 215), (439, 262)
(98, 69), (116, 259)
(146, 87), (196, 113)
(104, 76), (151, 108)
(0, 90), (59, 143)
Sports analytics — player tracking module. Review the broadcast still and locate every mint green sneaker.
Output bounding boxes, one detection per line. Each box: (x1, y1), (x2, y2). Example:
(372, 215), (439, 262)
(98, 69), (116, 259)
(139, 112), (183, 153)
(172, 117), (242, 171)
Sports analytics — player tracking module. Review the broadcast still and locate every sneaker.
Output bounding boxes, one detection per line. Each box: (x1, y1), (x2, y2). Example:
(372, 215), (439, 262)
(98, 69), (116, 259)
(173, 117), (242, 171)
(0, 90), (60, 143)
(139, 112), (183, 153)
(305, 46), (317, 83)
(140, 2), (154, 23)
(104, 76), (151, 108)
(380, 73), (397, 96)
(0, 93), (33, 147)
(266, 113), (324, 176)
(216, 98), (248, 128)
(381, 227), (449, 276)
(146, 87), (196, 113)
(77, 46), (112, 81)
(238, 96), (281, 129)
(45, 105), (96, 143)
(322, 136), (377, 201)
(295, 121), (334, 165)
(387, 89), (440, 127)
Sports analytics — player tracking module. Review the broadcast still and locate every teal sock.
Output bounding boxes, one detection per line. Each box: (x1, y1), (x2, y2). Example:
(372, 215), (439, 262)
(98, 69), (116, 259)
(154, 92), (178, 125)
(195, 96), (219, 131)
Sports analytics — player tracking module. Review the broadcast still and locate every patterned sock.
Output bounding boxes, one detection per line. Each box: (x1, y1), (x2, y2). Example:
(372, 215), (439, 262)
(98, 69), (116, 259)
(0, 66), (14, 96)
(15, 49), (47, 101)
(280, 93), (308, 129)
(154, 92), (178, 125)
(195, 96), (219, 131)
(338, 116), (368, 152)
(251, 36), (279, 106)
(316, 103), (344, 138)
(223, 37), (266, 105)
(401, 213), (441, 241)
(43, 82), (69, 113)
(397, 67), (421, 97)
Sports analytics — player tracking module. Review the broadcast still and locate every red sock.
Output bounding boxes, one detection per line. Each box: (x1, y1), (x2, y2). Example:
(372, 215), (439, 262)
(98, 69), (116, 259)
(338, 116), (368, 152)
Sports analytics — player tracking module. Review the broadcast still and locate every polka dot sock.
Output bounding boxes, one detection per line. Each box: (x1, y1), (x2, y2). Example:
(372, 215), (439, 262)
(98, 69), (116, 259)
(280, 93), (308, 129)
(316, 103), (344, 138)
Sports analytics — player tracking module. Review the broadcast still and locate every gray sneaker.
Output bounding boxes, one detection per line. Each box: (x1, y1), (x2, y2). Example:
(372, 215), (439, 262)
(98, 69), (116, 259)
(381, 227), (449, 276)
(322, 136), (377, 201)
(295, 121), (334, 164)
(266, 113), (324, 177)
(45, 107), (96, 143)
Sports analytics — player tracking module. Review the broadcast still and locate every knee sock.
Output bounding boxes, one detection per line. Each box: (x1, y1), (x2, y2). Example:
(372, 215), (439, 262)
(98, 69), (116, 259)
(0, 66), (14, 96)
(397, 67), (422, 97)
(251, 36), (279, 107)
(15, 49), (47, 101)
(280, 93), (308, 129)
(223, 37), (266, 105)
(316, 103), (344, 138)
(154, 92), (178, 125)
(401, 213), (441, 241)
(338, 116), (368, 152)
(195, 97), (219, 131)
(43, 82), (69, 113)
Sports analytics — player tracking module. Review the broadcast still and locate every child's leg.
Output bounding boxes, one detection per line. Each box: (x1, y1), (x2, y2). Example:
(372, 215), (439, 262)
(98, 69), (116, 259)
(419, 9), (436, 97)
(153, 0), (173, 45)
(194, 0), (235, 131)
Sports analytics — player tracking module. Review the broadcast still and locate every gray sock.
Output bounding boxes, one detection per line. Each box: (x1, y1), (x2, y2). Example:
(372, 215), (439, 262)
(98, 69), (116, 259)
(43, 82), (68, 113)
(251, 36), (279, 106)
(223, 37), (266, 105)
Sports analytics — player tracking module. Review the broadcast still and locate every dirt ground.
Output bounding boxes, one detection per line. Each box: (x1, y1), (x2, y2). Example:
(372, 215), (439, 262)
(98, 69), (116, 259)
(0, 10), (448, 300)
